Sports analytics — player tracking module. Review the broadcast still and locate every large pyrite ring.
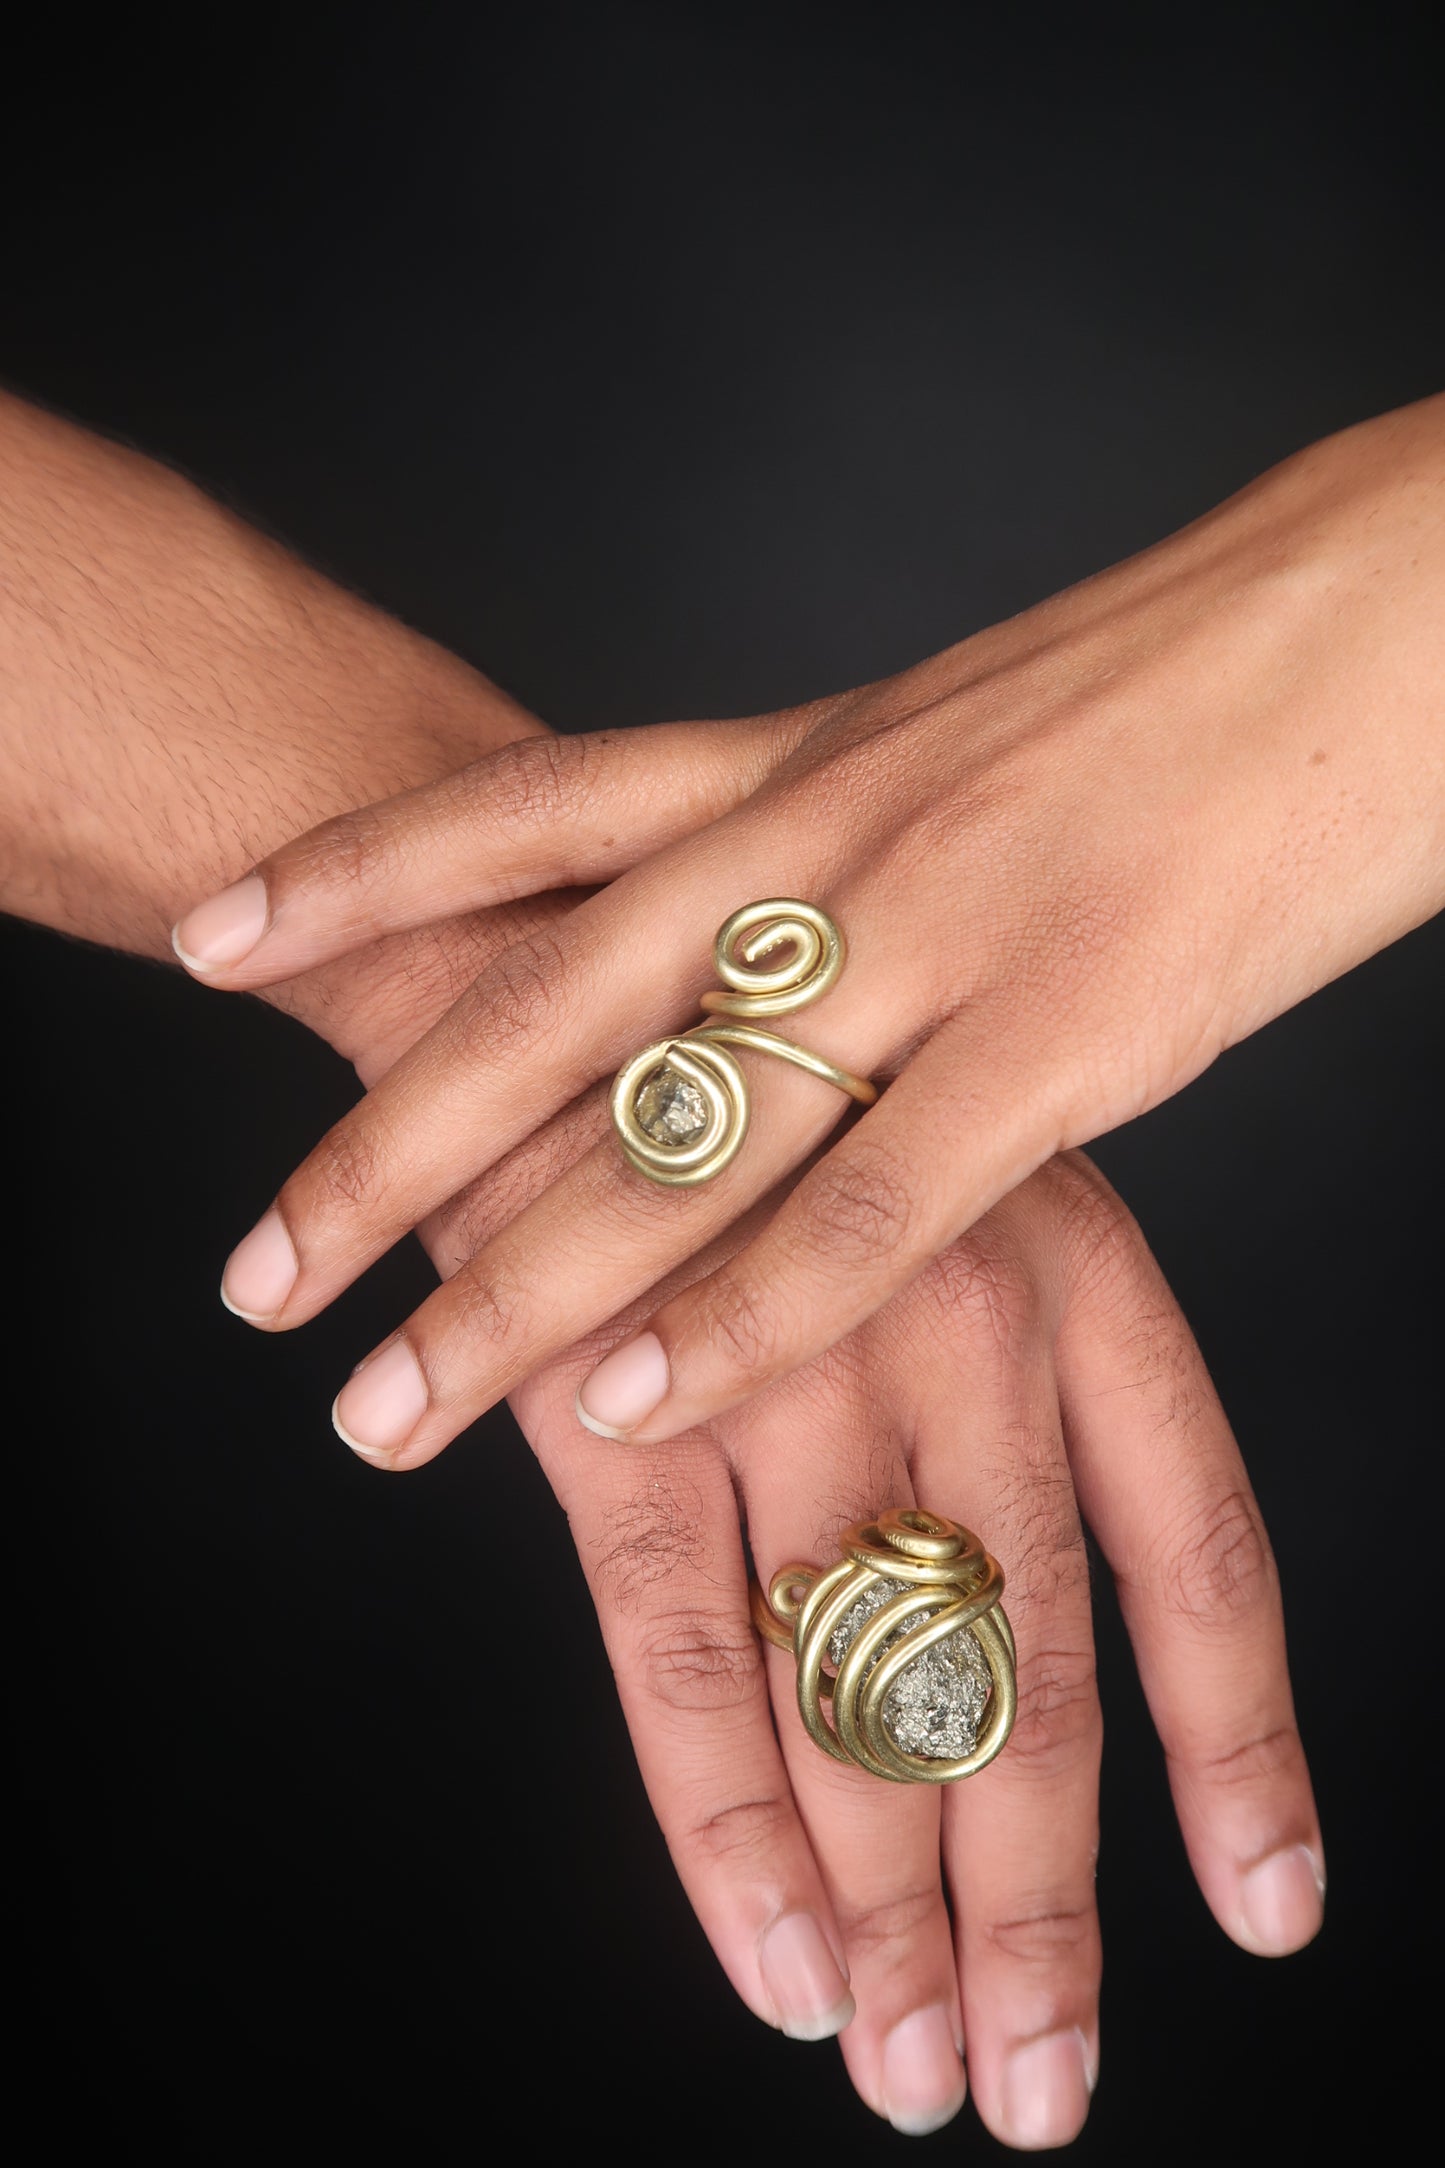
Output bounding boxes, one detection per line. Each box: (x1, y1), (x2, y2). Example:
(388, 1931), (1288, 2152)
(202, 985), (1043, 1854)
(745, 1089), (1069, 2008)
(750, 1509), (1016, 1784)
(611, 900), (877, 1187)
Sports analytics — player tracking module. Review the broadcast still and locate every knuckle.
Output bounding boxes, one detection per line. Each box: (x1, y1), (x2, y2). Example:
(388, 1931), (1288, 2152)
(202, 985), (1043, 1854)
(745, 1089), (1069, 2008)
(435, 1102), (606, 1268)
(585, 1144), (700, 1240)
(686, 1792), (797, 1870)
(590, 1471), (715, 1615)
(983, 1899), (1099, 1972)
(924, 1237), (1043, 1360)
(1091, 1287), (1212, 1443)
(834, 1884), (941, 1963)
(1009, 1644), (1100, 1769)
(472, 925), (573, 1054)
(987, 1466), (1090, 1611)
(692, 1271), (784, 1379)
(1049, 1151), (1141, 1296)
(368, 923), (485, 1028)
(1171, 1721), (1304, 1793)
(1048, 1156), (1215, 1440)
(1158, 1487), (1275, 1628)
(443, 1259), (528, 1346)
(809, 1449), (912, 1565)
(479, 730), (593, 834)
(302, 1116), (386, 1218)
(795, 1139), (919, 1270)
(428, 1195), (489, 1281)
(633, 1607), (767, 1715)
(393, 917), (513, 1014)
(289, 802), (398, 895)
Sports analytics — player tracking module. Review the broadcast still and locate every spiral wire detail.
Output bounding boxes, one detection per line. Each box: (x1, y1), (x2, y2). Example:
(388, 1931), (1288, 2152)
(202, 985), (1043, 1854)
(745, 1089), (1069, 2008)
(750, 1509), (1017, 1784)
(611, 900), (876, 1187)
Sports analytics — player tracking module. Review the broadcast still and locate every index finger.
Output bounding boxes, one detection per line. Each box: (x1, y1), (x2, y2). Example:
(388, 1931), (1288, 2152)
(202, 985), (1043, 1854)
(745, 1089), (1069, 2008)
(172, 718), (797, 987)
(515, 1357), (856, 2044)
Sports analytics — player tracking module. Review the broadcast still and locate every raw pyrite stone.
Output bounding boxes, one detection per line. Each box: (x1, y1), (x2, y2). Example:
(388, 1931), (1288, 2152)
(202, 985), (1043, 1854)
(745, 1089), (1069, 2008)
(828, 1577), (993, 1760)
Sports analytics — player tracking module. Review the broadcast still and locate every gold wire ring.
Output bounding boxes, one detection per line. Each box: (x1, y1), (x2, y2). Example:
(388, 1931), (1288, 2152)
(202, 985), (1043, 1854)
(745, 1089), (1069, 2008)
(748, 1508), (1016, 1784)
(612, 900), (876, 1188)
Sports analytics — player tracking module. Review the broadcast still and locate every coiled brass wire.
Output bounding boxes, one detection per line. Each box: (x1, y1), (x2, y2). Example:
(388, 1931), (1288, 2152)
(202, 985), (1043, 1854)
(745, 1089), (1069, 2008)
(750, 1508), (1016, 1785)
(612, 900), (876, 1187)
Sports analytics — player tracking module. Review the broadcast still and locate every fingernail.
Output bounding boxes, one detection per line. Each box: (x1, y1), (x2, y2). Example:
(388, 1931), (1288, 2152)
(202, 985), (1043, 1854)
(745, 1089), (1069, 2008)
(574, 1331), (670, 1440)
(1238, 1843), (1326, 1956)
(758, 1913), (855, 2043)
(332, 1340), (430, 1460)
(881, 2005), (968, 2136)
(221, 1208), (298, 1322)
(1000, 2028), (1094, 2150)
(172, 873), (268, 973)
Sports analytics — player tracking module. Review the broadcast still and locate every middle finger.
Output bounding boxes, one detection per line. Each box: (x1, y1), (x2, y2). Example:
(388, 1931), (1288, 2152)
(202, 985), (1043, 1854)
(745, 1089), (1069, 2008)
(728, 1351), (968, 2135)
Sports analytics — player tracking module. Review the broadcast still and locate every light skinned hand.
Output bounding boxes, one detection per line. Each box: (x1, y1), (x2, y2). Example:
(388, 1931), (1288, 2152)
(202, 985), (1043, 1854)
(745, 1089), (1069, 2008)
(179, 395), (1444, 1468)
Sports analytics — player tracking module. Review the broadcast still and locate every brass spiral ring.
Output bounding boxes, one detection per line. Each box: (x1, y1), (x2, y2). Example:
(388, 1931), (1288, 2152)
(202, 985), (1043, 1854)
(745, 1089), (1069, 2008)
(749, 1508), (1016, 1784)
(612, 900), (876, 1189)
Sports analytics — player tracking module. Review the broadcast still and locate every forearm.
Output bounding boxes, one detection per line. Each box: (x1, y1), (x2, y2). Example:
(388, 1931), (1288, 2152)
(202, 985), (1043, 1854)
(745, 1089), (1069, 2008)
(0, 391), (544, 954)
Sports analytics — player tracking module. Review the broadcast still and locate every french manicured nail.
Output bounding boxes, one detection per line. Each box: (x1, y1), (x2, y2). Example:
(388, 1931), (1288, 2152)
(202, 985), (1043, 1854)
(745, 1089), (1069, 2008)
(221, 1208), (298, 1322)
(172, 873), (268, 973)
(1000, 2029), (1094, 2150)
(881, 2005), (968, 2136)
(332, 1339), (430, 1460)
(1238, 1843), (1326, 1955)
(758, 1913), (855, 2043)
(574, 1331), (669, 1439)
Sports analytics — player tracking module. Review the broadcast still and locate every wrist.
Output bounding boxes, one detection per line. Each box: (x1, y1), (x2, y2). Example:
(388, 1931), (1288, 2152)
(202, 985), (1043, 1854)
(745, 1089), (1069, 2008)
(0, 393), (545, 955)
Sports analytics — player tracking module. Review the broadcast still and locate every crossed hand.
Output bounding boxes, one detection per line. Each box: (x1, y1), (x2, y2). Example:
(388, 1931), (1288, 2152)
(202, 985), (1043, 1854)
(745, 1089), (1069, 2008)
(24, 389), (1443, 2140)
(199, 430), (1441, 2135)
(154, 388), (1445, 2145)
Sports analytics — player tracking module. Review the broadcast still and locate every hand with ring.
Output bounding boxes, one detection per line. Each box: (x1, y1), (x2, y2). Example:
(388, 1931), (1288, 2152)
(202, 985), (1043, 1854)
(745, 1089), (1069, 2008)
(163, 403), (1445, 2138)
(495, 1138), (1324, 2145)
(0, 390), (1329, 2148)
(175, 393), (1443, 1473)
(260, 888), (1325, 2144)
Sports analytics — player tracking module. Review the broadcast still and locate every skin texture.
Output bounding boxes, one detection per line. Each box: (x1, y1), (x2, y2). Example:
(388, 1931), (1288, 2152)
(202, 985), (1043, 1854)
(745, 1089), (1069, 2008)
(3, 392), (1326, 2146)
(185, 394), (1445, 1480)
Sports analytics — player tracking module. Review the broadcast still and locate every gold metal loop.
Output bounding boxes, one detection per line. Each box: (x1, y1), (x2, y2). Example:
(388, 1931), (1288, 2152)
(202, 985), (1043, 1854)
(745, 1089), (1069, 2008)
(701, 899), (844, 1018)
(612, 900), (876, 1188)
(749, 1509), (1016, 1785)
(610, 1037), (749, 1188)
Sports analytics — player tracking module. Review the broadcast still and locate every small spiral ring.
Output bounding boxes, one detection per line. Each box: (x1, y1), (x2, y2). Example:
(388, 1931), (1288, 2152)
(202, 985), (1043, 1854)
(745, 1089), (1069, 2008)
(612, 900), (873, 1188)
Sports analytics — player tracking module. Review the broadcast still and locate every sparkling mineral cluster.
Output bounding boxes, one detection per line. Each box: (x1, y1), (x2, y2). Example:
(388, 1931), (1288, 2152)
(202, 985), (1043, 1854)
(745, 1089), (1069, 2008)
(827, 1577), (993, 1760)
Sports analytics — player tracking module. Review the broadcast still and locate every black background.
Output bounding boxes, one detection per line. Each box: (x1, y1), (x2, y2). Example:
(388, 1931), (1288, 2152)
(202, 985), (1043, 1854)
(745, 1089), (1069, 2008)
(6, 8), (1442, 2158)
